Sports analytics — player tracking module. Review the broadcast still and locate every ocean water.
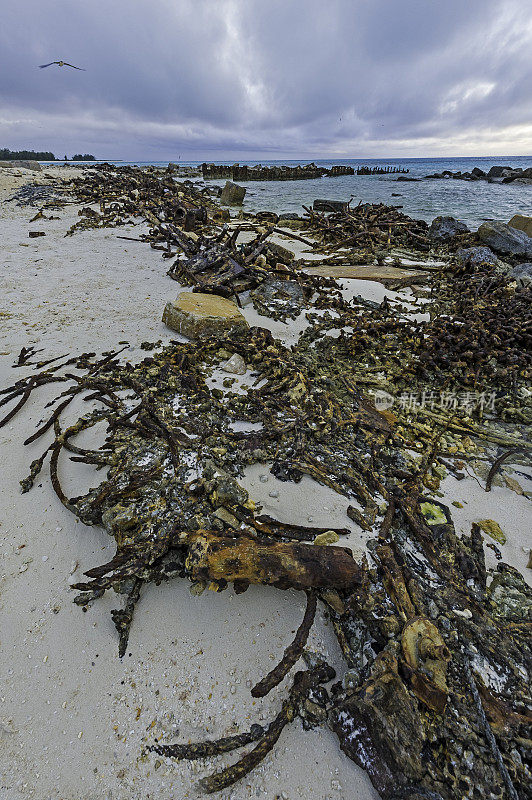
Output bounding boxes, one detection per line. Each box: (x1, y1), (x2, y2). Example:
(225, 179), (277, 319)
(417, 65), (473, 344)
(68, 156), (532, 229)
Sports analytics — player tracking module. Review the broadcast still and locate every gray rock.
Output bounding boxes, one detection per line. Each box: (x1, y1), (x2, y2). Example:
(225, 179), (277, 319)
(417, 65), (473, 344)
(220, 180), (246, 205)
(455, 246), (498, 269)
(221, 353), (247, 375)
(487, 165), (507, 178)
(471, 167), (486, 178)
(501, 168), (521, 178)
(511, 263), (532, 286)
(510, 177), (532, 185)
(429, 216), (469, 241)
(477, 221), (532, 258)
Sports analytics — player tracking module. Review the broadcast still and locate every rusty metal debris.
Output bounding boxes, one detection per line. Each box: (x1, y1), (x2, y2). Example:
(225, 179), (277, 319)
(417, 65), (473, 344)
(3, 164), (531, 798)
(201, 162), (355, 180)
(356, 165), (409, 175)
(302, 200), (438, 252)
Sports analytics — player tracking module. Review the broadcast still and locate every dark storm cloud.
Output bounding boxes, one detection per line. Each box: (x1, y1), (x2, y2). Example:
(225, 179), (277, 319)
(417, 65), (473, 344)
(0, 0), (530, 158)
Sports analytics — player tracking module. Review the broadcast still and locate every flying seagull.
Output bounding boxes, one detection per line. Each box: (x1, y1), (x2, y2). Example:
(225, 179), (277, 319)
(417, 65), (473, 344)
(39, 61), (85, 70)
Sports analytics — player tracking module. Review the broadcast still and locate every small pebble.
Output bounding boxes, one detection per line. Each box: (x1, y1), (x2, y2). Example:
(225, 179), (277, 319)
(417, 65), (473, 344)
(268, 491), (279, 498)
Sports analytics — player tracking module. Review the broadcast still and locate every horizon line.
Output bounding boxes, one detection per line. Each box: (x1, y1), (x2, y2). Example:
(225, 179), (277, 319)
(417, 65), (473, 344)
(38, 153), (532, 162)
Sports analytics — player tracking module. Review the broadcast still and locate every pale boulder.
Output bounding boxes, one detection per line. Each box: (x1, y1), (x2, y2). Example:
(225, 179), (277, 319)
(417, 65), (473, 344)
(508, 214), (532, 238)
(162, 292), (248, 338)
(0, 160), (42, 171)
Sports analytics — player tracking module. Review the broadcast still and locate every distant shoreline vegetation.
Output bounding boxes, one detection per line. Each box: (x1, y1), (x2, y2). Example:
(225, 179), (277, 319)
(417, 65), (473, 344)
(0, 148), (96, 161)
(1, 147), (56, 160)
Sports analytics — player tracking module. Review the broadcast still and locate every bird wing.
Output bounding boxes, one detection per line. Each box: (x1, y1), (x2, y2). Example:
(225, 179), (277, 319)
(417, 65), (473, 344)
(63, 63), (86, 70)
(39, 62), (58, 68)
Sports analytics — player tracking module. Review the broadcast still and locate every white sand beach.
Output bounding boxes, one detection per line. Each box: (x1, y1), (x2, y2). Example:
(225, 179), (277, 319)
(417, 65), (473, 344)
(0, 167), (382, 800)
(0, 166), (529, 800)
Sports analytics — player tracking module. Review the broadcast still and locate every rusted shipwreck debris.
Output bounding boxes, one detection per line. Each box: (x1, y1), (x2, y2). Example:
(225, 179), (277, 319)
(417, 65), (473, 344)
(356, 165), (409, 175)
(302, 200), (442, 252)
(3, 165), (532, 798)
(201, 162), (355, 181)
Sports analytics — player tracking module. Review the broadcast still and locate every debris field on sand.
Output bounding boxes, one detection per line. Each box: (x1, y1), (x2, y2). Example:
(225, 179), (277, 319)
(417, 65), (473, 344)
(2, 163), (531, 799)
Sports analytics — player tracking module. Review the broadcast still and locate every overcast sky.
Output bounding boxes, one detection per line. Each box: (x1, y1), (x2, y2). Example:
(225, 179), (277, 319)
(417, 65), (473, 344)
(1, 0), (531, 160)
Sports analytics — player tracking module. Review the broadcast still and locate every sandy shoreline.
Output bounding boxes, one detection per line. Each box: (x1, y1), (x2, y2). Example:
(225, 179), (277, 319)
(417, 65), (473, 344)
(0, 166), (530, 800)
(0, 167), (382, 800)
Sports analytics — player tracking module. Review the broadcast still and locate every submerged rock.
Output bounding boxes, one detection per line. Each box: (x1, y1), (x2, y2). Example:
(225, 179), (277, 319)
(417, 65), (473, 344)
(478, 221), (532, 258)
(162, 292), (249, 338)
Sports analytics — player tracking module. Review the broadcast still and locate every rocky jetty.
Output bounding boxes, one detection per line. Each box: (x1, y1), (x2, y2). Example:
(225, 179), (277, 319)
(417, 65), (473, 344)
(425, 165), (532, 184)
(201, 162), (354, 181)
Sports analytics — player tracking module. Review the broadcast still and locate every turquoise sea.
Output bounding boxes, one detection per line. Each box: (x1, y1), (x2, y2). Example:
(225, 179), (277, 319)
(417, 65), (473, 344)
(65, 156), (532, 229)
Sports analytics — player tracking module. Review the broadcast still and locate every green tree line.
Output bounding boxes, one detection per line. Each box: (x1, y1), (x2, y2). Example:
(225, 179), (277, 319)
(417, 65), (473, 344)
(0, 148), (56, 160)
